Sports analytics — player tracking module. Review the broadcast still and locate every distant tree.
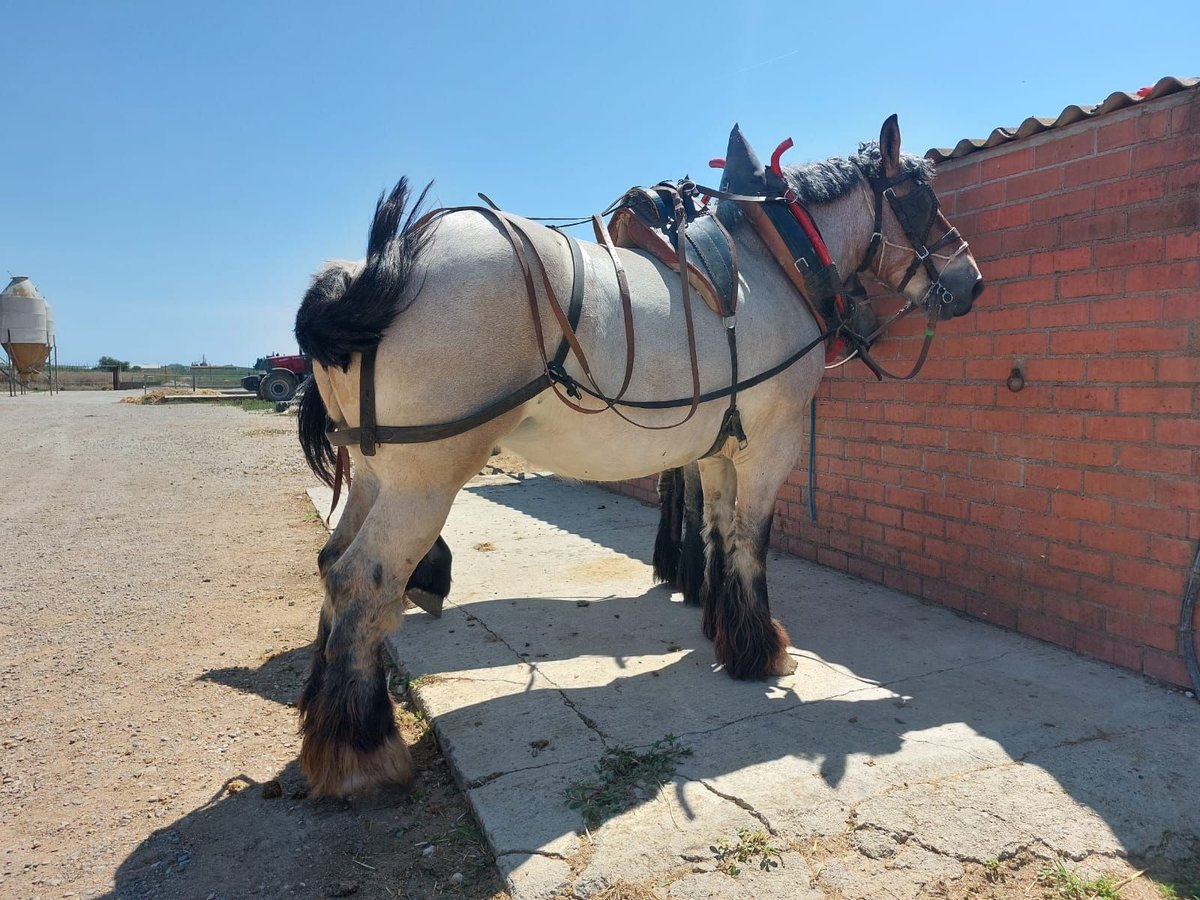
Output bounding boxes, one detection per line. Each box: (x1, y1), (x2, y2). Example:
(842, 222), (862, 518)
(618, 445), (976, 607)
(97, 355), (131, 371)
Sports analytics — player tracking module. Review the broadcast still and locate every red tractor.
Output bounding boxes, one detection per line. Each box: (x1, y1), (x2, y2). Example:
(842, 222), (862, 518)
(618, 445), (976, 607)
(241, 353), (311, 402)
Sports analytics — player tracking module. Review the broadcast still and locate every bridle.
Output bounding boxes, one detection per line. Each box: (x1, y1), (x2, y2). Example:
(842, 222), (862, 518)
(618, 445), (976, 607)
(854, 164), (971, 312)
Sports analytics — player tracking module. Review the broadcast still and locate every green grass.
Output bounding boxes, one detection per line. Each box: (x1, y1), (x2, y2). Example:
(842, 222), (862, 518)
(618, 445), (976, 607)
(712, 827), (783, 877)
(1158, 881), (1200, 900)
(1038, 858), (1123, 899)
(237, 399), (276, 411)
(565, 735), (692, 829)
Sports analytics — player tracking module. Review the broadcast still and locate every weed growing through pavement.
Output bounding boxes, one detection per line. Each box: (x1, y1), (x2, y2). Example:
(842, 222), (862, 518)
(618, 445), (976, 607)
(1158, 880), (1200, 900)
(1037, 858), (1123, 899)
(712, 827), (782, 877)
(565, 735), (692, 829)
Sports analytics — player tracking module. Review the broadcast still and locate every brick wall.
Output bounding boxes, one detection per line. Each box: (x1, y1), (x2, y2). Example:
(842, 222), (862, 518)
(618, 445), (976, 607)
(612, 86), (1200, 688)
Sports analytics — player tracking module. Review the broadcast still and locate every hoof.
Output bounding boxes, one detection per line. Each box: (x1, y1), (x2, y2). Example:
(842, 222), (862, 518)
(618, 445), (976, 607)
(768, 652), (798, 677)
(301, 730), (414, 799)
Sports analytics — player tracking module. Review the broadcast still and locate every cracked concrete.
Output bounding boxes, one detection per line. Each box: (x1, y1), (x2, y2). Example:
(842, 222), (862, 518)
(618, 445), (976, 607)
(309, 475), (1200, 899)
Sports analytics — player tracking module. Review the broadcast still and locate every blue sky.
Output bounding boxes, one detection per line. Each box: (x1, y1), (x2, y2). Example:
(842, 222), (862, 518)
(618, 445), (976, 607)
(2, 1), (1196, 367)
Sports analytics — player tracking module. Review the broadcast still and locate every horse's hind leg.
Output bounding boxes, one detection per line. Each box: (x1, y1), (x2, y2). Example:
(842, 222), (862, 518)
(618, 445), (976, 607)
(652, 469), (685, 586)
(701, 454), (797, 679)
(698, 457), (737, 641)
(677, 462), (705, 607)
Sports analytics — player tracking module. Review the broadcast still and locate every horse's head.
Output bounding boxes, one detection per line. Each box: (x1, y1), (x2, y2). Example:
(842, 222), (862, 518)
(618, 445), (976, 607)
(856, 115), (984, 318)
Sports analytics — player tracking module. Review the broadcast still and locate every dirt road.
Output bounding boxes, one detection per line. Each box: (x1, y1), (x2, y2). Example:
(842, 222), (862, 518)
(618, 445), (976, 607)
(0, 391), (507, 900)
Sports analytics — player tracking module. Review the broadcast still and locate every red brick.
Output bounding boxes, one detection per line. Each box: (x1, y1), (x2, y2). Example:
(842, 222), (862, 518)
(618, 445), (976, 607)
(1001, 223), (1060, 254)
(965, 594), (1019, 630)
(884, 485), (925, 511)
(997, 277), (1057, 306)
(1113, 327), (1190, 353)
(1083, 470), (1152, 502)
(1096, 176), (1166, 209)
(1063, 150), (1132, 188)
(1080, 578), (1151, 617)
(958, 180), (1006, 212)
(1118, 386), (1195, 414)
(1026, 462), (1081, 491)
(1128, 196), (1200, 235)
(1042, 593), (1105, 630)
(1052, 385), (1115, 412)
(1027, 357), (1087, 381)
(1150, 534), (1195, 568)
(1163, 293), (1200, 322)
(1119, 445), (1193, 475)
(1155, 478), (1200, 509)
(995, 331), (1048, 357)
(1096, 117), (1140, 150)
(1125, 261), (1200, 294)
(1080, 523), (1150, 558)
(1034, 130), (1097, 167)
(980, 147), (1033, 181)
(1165, 232), (1200, 261)
(1075, 631), (1143, 672)
(975, 306), (1028, 331)
(1025, 412), (1083, 438)
(1086, 356), (1156, 383)
(1031, 247), (1093, 275)
(943, 474), (995, 503)
(1165, 161), (1200, 192)
(980, 204), (1030, 231)
(1090, 296), (1163, 325)
(1049, 329), (1112, 356)
(1028, 302), (1088, 328)
(1095, 236), (1165, 269)
(923, 536), (970, 565)
(1082, 415), (1153, 443)
(1051, 440), (1115, 467)
(1061, 211), (1126, 244)
(1049, 544), (1111, 578)
(1156, 418), (1200, 446)
(1018, 610), (1077, 648)
(1142, 650), (1191, 688)
(1050, 492), (1113, 524)
(934, 159), (981, 191)
(925, 495), (969, 520)
(1008, 168), (1064, 201)
(992, 483), (1048, 513)
(1032, 188), (1095, 221)
(1058, 270), (1122, 300)
(1171, 96), (1200, 134)
(1132, 134), (1200, 172)
(983, 254), (1032, 281)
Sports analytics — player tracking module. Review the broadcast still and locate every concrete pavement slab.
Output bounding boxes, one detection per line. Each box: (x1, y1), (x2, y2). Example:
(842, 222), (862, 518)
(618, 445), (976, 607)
(310, 475), (1200, 898)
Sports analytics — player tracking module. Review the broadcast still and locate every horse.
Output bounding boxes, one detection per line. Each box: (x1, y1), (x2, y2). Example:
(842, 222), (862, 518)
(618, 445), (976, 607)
(292, 115), (984, 798)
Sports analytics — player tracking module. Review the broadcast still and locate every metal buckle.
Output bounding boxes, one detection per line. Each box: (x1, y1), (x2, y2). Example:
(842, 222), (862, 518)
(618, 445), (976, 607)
(916, 245), (930, 261)
(723, 315), (737, 330)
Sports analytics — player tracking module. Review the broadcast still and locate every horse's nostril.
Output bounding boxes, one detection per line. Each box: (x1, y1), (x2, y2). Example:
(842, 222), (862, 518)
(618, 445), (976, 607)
(971, 277), (986, 302)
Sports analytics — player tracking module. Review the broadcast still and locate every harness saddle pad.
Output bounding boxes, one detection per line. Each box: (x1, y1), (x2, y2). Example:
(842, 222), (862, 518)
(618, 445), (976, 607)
(607, 208), (738, 318)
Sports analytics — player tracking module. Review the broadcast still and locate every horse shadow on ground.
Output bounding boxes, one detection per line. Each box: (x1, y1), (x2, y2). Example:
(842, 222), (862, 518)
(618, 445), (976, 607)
(412, 478), (1200, 877)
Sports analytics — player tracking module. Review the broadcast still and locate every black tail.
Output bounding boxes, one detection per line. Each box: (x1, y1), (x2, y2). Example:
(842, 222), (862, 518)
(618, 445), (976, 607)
(652, 469), (685, 585)
(293, 177), (434, 486)
(298, 383), (337, 488)
(294, 177), (435, 370)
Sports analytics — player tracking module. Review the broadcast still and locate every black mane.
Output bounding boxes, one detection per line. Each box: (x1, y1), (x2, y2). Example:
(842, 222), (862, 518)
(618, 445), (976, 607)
(782, 142), (935, 204)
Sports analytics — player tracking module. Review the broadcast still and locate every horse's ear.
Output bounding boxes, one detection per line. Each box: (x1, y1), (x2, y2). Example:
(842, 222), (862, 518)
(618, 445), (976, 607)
(721, 124), (774, 195)
(880, 114), (902, 178)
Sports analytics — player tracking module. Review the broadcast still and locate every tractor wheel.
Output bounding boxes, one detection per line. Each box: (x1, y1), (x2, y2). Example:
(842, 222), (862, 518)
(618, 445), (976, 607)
(241, 374), (261, 394)
(259, 371), (297, 402)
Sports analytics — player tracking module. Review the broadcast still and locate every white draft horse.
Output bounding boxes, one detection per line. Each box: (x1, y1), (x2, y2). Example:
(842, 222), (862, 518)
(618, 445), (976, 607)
(292, 117), (984, 797)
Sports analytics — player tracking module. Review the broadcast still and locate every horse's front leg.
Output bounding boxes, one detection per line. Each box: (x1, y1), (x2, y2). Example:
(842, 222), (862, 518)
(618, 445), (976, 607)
(700, 454), (798, 679)
(298, 492), (430, 797)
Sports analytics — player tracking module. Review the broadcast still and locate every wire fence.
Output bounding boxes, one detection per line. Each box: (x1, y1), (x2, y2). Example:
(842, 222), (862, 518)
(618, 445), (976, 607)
(50, 364), (256, 392)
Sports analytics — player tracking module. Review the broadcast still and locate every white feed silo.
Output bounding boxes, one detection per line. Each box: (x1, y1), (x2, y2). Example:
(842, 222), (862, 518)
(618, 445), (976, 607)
(0, 276), (54, 380)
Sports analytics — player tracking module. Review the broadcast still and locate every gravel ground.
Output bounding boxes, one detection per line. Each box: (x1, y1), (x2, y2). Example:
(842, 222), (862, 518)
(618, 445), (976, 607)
(0, 391), (508, 900)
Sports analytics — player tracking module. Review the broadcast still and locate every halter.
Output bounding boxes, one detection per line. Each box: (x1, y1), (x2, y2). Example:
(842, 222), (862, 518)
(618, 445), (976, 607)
(854, 163), (970, 310)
